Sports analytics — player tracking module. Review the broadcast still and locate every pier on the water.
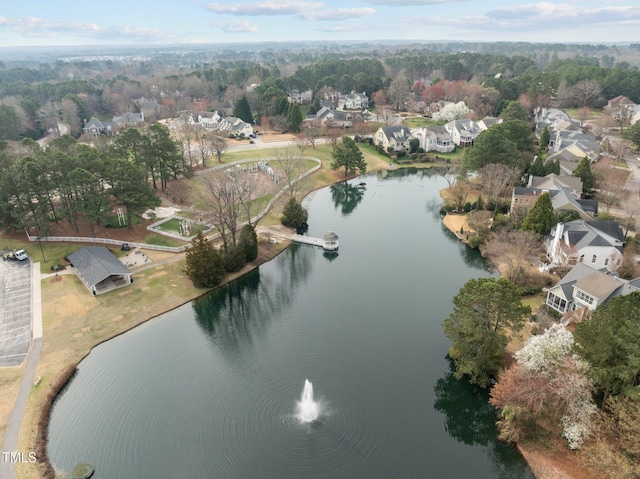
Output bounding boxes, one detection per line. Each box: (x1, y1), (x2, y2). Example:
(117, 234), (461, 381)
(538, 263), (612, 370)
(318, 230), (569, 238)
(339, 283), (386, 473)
(292, 231), (339, 251)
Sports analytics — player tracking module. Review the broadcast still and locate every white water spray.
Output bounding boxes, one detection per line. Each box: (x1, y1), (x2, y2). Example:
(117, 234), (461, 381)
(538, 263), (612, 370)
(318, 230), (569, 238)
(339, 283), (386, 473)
(296, 379), (320, 423)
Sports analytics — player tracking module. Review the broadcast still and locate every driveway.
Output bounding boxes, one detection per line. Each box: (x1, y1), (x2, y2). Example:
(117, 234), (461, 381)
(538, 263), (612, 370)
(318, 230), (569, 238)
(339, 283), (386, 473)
(0, 257), (32, 367)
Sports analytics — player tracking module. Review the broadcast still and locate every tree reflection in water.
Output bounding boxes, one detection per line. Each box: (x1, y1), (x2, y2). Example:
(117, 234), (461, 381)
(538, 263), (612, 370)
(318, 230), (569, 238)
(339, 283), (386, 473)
(433, 359), (534, 479)
(330, 180), (366, 215)
(192, 244), (315, 357)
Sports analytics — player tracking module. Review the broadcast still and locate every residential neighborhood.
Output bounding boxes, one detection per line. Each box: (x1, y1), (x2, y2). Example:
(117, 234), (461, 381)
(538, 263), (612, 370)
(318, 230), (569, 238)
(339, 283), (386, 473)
(2, 39), (640, 479)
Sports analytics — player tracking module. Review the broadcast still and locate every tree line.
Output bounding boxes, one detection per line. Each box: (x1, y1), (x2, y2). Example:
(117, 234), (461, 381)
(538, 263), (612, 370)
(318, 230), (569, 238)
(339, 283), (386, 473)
(0, 124), (185, 237)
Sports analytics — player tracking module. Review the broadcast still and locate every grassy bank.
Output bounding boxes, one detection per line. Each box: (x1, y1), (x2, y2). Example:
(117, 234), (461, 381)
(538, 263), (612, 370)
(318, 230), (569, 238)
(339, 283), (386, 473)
(3, 141), (394, 478)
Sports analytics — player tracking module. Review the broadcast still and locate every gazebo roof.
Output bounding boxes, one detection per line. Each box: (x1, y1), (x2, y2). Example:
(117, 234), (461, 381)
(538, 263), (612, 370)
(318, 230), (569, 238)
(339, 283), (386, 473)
(68, 246), (131, 287)
(323, 231), (339, 241)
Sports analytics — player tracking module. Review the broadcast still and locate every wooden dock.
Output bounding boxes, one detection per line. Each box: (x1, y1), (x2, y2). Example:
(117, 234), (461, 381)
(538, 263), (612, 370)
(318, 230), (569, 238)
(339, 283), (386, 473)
(292, 235), (325, 248)
(292, 231), (339, 251)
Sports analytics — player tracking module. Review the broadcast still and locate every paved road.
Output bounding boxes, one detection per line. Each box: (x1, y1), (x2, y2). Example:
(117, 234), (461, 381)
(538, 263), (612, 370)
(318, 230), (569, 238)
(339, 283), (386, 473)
(623, 155), (640, 220)
(0, 257), (32, 367)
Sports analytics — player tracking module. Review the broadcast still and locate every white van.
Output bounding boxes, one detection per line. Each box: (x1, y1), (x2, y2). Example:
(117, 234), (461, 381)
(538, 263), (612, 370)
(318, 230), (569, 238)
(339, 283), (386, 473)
(14, 249), (28, 261)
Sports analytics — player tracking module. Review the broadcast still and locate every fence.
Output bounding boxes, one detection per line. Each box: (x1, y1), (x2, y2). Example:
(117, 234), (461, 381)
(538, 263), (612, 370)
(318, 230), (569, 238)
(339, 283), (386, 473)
(25, 157), (322, 252)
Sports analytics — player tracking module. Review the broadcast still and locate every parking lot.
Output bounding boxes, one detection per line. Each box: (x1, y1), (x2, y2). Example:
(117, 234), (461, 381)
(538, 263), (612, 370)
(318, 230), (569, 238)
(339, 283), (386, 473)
(0, 256), (32, 367)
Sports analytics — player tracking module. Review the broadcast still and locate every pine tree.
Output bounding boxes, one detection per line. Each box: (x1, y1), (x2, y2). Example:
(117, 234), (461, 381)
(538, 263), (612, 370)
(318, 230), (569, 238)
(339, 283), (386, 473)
(521, 192), (555, 235)
(287, 103), (303, 133)
(185, 231), (225, 288)
(539, 126), (550, 152)
(281, 197), (308, 228)
(330, 136), (367, 177)
(233, 95), (253, 124)
(573, 157), (594, 195)
(528, 156), (545, 177)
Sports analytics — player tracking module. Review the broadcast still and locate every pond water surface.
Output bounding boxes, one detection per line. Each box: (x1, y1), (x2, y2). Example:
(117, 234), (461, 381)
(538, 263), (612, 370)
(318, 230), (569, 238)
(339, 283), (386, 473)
(48, 168), (533, 479)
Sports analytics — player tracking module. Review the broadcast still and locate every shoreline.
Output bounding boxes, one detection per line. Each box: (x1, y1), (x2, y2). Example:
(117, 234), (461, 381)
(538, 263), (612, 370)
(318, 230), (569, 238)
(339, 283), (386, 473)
(9, 159), (555, 478)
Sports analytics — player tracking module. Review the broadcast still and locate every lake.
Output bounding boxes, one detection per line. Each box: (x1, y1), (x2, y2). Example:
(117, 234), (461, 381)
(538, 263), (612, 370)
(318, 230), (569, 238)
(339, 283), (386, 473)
(48, 168), (533, 478)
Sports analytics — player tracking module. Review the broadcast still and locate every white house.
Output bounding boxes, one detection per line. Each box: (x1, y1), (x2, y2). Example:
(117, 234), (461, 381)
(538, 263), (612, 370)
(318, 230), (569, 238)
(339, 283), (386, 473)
(338, 91), (369, 110)
(411, 126), (454, 153)
(187, 111), (253, 137)
(444, 119), (483, 147)
(545, 220), (625, 271)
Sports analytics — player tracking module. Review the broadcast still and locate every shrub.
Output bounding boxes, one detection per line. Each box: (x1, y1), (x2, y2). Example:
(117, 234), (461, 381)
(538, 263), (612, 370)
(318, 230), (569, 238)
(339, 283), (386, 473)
(467, 235), (483, 249)
(222, 246), (246, 272)
(281, 197), (308, 229)
(397, 150), (406, 158)
(238, 224), (258, 262)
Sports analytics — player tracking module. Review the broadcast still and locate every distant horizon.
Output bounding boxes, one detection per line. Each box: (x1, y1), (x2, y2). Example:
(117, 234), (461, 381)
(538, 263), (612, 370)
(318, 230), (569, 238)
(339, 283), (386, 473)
(1, 1), (639, 48)
(1, 39), (639, 51)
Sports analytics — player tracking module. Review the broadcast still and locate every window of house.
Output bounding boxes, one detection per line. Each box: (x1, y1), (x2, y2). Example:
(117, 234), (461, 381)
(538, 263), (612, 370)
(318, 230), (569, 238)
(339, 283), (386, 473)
(575, 289), (595, 305)
(605, 258), (609, 266)
(579, 254), (584, 263)
(591, 255), (597, 263)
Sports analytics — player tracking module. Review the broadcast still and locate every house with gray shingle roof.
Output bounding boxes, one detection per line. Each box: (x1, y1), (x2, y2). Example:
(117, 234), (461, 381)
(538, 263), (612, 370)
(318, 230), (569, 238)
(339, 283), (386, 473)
(411, 126), (454, 153)
(68, 246), (133, 295)
(545, 220), (625, 272)
(82, 118), (115, 137)
(545, 263), (640, 315)
(374, 126), (413, 151)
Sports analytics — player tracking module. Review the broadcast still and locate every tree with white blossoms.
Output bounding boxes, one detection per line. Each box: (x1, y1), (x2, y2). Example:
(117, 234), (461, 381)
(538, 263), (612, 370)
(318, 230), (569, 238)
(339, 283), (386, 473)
(490, 324), (596, 449)
(432, 101), (469, 122)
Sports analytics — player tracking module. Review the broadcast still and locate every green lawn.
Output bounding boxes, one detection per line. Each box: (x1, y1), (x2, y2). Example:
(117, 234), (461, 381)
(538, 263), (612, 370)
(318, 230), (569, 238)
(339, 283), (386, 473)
(143, 233), (188, 247)
(402, 117), (447, 128)
(154, 218), (207, 236)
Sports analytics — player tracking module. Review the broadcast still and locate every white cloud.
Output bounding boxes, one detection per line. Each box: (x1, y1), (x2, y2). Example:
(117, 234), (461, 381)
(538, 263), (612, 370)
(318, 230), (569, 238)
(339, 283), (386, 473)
(212, 20), (259, 33)
(485, 3), (640, 27)
(361, 0), (467, 5)
(300, 8), (376, 21)
(0, 16), (172, 41)
(206, 1), (324, 16)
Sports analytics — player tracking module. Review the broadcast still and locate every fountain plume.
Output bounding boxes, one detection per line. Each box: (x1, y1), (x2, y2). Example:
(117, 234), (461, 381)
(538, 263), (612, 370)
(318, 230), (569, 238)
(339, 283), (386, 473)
(296, 379), (319, 423)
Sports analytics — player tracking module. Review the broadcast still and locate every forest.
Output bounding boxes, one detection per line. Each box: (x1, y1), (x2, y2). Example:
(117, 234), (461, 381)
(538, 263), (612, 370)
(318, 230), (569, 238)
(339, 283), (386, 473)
(0, 41), (640, 142)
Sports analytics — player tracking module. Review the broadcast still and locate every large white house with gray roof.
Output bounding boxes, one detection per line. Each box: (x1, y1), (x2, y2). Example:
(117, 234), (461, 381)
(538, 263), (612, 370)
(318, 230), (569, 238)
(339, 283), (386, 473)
(545, 220), (625, 271)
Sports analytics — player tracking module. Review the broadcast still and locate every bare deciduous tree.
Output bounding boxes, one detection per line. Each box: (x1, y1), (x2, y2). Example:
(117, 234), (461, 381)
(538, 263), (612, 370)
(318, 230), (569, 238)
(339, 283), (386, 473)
(479, 164), (517, 207)
(203, 171), (241, 252)
(275, 146), (304, 197)
(481, 230), (542, 286)
(295, 136), (308, 155)
(166, 182), (189, 205)
(211, 134), (228, 163)
(325, 126), (342, 152)
(196, 131), (212, 169)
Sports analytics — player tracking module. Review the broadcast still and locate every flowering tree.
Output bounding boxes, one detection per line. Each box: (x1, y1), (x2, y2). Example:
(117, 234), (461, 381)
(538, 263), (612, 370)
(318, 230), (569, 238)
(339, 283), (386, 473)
(491, 324), (596, 449)
(432, 101), (469, 122)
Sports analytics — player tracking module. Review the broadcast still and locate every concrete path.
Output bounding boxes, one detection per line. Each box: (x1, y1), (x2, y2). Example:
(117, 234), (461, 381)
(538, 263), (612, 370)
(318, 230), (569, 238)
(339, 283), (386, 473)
(0, 262), (43, 479)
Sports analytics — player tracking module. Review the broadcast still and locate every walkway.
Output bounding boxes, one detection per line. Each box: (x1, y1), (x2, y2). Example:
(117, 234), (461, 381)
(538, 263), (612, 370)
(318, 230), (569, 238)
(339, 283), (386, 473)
(0, 262), (43, 479)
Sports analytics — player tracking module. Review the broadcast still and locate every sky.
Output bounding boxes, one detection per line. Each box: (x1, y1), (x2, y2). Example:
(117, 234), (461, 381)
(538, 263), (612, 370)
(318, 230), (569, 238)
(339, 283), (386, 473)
(0, 0), (639, 47)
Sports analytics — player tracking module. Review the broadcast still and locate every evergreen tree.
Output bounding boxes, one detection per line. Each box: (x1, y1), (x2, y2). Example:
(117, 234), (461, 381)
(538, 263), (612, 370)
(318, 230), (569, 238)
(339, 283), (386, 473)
(528, 155), (545, 177)
(442, 277), (531, 387)
(330, 136), (367, 176)
(625, 120), (640, 151)
(185, 231), (225, 288)
(287, 103), (303, 132)
(521, 192), (555, 235)
(539, 126), (550, 151)
(500, 101), (529, 123)
(544, 158), (560, 175)
(574, 292), (640, 405)
(238, 224), (258, 262)
(281, 197), (308, 229)
(233, 95), (253, 124)
(464, 128), (521, 171)
(573, 157), (594, 195)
